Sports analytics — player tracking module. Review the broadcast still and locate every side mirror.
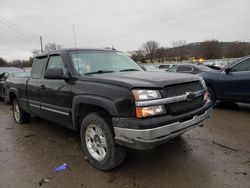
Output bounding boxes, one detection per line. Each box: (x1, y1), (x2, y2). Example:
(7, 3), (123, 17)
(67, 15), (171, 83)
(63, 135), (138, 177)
(225, 68), (232, 75)
(44, 68), (68, 80)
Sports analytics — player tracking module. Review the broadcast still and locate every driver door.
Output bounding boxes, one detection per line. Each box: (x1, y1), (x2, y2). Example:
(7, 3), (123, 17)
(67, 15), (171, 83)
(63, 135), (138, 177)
(222, 57), (250, 102)
(39, 54), (74, 128)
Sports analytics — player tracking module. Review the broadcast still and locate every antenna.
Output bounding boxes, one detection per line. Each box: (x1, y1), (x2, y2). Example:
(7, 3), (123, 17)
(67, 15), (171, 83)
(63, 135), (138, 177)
(72, 25), (80, 72)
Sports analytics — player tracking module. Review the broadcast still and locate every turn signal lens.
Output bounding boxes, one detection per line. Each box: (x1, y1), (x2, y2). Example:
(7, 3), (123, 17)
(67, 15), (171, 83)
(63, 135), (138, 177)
(136, 105), (165, 118)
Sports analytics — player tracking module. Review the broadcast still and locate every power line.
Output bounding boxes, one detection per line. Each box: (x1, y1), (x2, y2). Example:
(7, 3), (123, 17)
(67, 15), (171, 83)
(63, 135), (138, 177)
(0, 16), (37, 39)
(0, 16), (40, 50)
(0, 20), (38, 44)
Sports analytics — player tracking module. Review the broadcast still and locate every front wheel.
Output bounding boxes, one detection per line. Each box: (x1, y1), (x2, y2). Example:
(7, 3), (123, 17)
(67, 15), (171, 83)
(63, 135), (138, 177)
(80, 112), (127, 171)
(207, 86), (216, 105)
(12, 99), (30, 124)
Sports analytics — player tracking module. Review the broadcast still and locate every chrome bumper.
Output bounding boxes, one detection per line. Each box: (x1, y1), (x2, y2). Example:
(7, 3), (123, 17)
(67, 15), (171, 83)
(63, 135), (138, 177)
(114, 108), (212, 150)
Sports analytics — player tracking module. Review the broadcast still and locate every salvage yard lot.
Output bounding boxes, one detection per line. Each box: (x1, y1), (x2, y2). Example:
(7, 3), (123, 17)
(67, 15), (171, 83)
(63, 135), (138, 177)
(0, 101), (249, 188)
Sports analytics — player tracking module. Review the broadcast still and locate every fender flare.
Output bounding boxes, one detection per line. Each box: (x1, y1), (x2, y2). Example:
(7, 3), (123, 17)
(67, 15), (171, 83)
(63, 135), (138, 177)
(72, 95), (118, 129)
(8, 87), (19, 102)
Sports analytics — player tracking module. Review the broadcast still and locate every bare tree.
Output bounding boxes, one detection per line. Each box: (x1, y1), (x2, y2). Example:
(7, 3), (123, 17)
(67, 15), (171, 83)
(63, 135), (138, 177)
(225, 42), (245, 58)
(200, 40), (222, 59)
(31, 49), (41, 57)
(0, 57), (8, 67)
(44, 43), (63, 52)
(131, 50), (146, 63)
(155, 47), (166, 62)
(171, 40), (186, 61)
(142, 41), (159, 63)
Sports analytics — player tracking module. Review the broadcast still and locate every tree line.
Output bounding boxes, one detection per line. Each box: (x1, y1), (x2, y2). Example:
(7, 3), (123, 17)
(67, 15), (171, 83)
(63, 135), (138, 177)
(1, 40), (250, 67)
(131, 40), (250, 63)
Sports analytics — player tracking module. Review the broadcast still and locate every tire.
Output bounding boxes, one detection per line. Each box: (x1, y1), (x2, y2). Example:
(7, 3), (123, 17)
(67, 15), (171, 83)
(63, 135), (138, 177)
(80, 112), (127, 171)
(207, 86), (216, 105)
(12, 98), (30, 124)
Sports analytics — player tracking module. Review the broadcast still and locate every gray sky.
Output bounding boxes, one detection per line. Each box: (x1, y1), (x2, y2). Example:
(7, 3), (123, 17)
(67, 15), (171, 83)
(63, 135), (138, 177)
(0, 0), (250, 60)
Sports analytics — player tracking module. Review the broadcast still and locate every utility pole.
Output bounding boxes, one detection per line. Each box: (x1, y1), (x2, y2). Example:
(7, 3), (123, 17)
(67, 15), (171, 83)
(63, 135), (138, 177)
(40, 36), (43, 53)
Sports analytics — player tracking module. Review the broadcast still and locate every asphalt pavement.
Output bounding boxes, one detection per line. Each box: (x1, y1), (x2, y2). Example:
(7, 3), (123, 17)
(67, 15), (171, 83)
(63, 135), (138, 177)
(0, 101), (249, 188)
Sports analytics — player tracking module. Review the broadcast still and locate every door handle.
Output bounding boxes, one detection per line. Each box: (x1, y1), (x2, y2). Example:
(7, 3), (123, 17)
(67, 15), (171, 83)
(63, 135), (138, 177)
(40, 85), (45, 89)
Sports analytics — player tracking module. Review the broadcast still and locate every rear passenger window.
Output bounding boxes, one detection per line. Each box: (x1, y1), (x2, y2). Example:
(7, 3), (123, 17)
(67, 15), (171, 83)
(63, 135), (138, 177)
(46, 55), (66, 74)
(31, 57), (48, 79)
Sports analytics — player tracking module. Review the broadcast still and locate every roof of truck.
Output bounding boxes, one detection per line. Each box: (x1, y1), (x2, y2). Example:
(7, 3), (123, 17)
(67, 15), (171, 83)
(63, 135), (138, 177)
(35, 48), (120, 58)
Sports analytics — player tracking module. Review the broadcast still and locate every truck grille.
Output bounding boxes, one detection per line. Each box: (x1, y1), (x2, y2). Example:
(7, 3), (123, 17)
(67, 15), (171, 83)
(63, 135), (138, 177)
(164, 82), (204, 114)
(164, 81), (203, 98)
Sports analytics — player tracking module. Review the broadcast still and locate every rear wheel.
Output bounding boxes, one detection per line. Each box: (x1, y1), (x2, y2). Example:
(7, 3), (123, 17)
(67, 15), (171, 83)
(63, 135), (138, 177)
(12, 99), (30, 124)
(207, 86), (216, 105)
(80, 112), (127, 171)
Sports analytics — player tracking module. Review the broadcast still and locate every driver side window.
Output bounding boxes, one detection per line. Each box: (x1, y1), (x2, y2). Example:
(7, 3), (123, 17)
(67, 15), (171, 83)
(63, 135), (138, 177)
(231, 58), (250, 72)
(47, 55), (67, 74)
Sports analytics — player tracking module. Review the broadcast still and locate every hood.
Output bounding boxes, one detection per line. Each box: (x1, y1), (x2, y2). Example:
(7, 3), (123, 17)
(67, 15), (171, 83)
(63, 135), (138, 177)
(82, 71), (202, 88)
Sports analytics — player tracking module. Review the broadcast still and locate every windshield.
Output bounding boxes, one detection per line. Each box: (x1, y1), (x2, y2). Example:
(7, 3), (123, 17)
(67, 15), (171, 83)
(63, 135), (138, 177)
(70, 51), (143, 76)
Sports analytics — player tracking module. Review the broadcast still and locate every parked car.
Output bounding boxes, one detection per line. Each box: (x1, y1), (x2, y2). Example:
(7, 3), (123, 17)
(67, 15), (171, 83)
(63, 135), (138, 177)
(199, 56), (250, 104)
(167, 63), (216, 74)
(8, 48), (212, 170)
(3, 71), (30, 103)
(140, 64), (163, 71)
(0, 68), (25, 101)
(0, 67), (23, 74)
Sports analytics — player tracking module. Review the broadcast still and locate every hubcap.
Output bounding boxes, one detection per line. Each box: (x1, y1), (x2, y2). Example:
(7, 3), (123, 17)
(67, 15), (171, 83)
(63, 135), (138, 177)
(13, 102), (20, 122)
(85, 124), (107, 161)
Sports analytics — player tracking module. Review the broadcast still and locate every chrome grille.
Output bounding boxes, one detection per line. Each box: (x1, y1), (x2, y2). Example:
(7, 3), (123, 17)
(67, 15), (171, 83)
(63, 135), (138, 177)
(164, 82), (204, 114)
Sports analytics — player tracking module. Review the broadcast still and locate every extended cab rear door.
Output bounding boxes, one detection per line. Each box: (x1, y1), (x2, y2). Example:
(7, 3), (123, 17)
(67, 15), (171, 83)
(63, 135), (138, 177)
(28, 56), (48, 115)
(39, 53), (73, 128)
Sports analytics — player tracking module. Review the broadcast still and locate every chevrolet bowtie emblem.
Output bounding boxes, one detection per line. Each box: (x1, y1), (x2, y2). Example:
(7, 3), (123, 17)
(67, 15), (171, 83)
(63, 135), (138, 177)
(186, 92), (195, 101)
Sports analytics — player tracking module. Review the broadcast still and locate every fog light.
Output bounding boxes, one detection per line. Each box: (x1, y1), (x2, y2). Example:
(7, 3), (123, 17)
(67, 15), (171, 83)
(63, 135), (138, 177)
(136, 105), (165, 118)
(204, 91), (210, 102)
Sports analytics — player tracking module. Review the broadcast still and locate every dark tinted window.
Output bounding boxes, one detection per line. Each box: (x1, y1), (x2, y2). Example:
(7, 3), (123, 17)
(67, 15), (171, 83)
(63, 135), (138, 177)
(31, 57), (48, 79)
(159, 65), (170, 69)
(231, 58), (250, 72)
(46, 55), (66, 74)
(177, 65), (193, 72)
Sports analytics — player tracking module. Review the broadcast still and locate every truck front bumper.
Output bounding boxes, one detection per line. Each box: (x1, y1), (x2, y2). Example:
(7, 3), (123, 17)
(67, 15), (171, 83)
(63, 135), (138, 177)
(113, 106), (212, 150)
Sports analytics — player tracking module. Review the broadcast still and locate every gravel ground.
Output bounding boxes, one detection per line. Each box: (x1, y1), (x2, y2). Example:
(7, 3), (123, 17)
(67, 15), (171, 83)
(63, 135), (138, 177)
(0, 101), (249, 188)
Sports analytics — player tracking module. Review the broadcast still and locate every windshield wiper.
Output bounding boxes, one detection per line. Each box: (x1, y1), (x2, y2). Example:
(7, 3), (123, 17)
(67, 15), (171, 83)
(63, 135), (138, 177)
(85, 70), (115, 75)
(119, 68), (140, 72)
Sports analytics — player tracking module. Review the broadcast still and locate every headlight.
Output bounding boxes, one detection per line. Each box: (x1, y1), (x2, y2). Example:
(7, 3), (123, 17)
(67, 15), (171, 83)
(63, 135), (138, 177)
(132, 90), (161, 101)
(136, 105), (165, 118)
(201, 79), (206, 88)
(132, 89), (165, 118)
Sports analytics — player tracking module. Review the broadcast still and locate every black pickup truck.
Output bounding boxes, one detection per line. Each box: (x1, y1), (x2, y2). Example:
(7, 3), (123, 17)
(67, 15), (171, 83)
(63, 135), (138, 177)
(9, 49), (213, 170)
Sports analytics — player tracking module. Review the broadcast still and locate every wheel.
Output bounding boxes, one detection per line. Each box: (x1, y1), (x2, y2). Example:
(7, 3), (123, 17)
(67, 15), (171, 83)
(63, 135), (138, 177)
(80, 112), (127, 171)
(12, 98), (30, 124)
(207, 86), (216, 105)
